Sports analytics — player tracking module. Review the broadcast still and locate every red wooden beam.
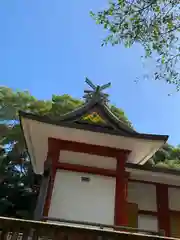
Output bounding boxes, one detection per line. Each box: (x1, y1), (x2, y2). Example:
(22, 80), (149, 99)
(56, 162), (116, 177)
(50, 138), (130, 158)
(156, 184), (170, 236)
(43, 138), (60, 216)
(114, 152), (129, 227)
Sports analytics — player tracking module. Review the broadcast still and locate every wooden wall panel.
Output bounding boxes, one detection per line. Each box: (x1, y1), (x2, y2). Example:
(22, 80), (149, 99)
(170, 213), (180, 238)
(128, 202), (138, 229)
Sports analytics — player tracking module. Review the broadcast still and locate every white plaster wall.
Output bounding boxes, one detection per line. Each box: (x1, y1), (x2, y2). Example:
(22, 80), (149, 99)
(138, 215), (158, 232)
(168, 187), (180, 210)
(128, 182), (157, 211)
(59, 150), (117, 170)
(49, 170), (116, 225)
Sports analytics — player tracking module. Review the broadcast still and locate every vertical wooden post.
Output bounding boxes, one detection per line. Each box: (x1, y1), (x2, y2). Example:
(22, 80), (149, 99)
(34, 158), (52, 220)
(43, 138), (60, 216)
(114, 151), (129, 227)
(156, 184), (170, 236)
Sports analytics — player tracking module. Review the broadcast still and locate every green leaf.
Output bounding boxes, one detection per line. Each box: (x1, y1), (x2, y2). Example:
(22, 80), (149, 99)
(167, 19), (174, 30)
(118, 0), (125, 8)
(161, 55), (165, 64)
(154, 6), (160, 13)
(89, 11), (95, 17)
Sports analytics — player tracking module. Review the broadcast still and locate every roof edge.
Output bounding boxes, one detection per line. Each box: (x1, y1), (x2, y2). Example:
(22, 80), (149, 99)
(19, 111), (169, 142)
(126, 162), (180, 177)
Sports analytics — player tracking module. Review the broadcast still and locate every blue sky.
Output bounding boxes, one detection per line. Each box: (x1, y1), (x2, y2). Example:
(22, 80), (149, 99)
(0, 0), (180, 146)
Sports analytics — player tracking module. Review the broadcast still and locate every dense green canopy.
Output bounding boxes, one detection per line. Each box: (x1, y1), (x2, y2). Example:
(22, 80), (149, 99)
(90, 0), (180, 89)
(0, 86), (180, 218)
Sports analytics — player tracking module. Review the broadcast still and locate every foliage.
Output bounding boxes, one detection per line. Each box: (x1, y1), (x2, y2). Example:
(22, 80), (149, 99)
(151, 143), (180, 169)
(90, 0), (180, 89)
(110, 105), (133, 128)
(0, 151), (38, 218)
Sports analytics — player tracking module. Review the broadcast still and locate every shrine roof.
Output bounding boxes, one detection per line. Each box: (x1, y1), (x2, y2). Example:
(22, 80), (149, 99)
(19, 105), (168, 142)
(19, 79), (170, 174)
(19, 78), (168, 142)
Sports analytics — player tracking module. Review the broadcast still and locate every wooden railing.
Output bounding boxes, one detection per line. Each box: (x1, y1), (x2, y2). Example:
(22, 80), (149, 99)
(43, 217), (165, 236)
(0, 216), (178, 240)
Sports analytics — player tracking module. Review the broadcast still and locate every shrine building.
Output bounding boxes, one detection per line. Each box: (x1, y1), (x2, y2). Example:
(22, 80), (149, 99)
(19, 79), (180, 238)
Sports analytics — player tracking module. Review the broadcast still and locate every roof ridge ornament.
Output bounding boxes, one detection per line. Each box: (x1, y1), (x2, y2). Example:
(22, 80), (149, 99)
(83, 78), (111, 103)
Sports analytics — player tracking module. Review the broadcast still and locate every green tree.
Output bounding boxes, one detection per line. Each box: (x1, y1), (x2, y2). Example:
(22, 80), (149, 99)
(90, 1), (180, 89)
(150, 143), (180, 169)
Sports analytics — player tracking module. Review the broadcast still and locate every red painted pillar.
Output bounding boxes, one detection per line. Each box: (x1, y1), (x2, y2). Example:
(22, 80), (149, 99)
(43, 138), (60, 216)
(156, 184), (170, 236)
(114, 151), (129, 227)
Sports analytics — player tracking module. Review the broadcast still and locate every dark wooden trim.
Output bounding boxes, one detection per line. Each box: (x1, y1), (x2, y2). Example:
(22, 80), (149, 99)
(138, 210), (158, 216)
(19, 110), (169, 141)
(56, 162), (116, 177)
(58, 100), (136, 135)
(169, 210), (180, 215)
(129, 179), (157, 185)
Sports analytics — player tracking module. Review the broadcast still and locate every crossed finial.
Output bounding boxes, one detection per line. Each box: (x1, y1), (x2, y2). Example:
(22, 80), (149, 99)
(83, 78), (111, 102)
